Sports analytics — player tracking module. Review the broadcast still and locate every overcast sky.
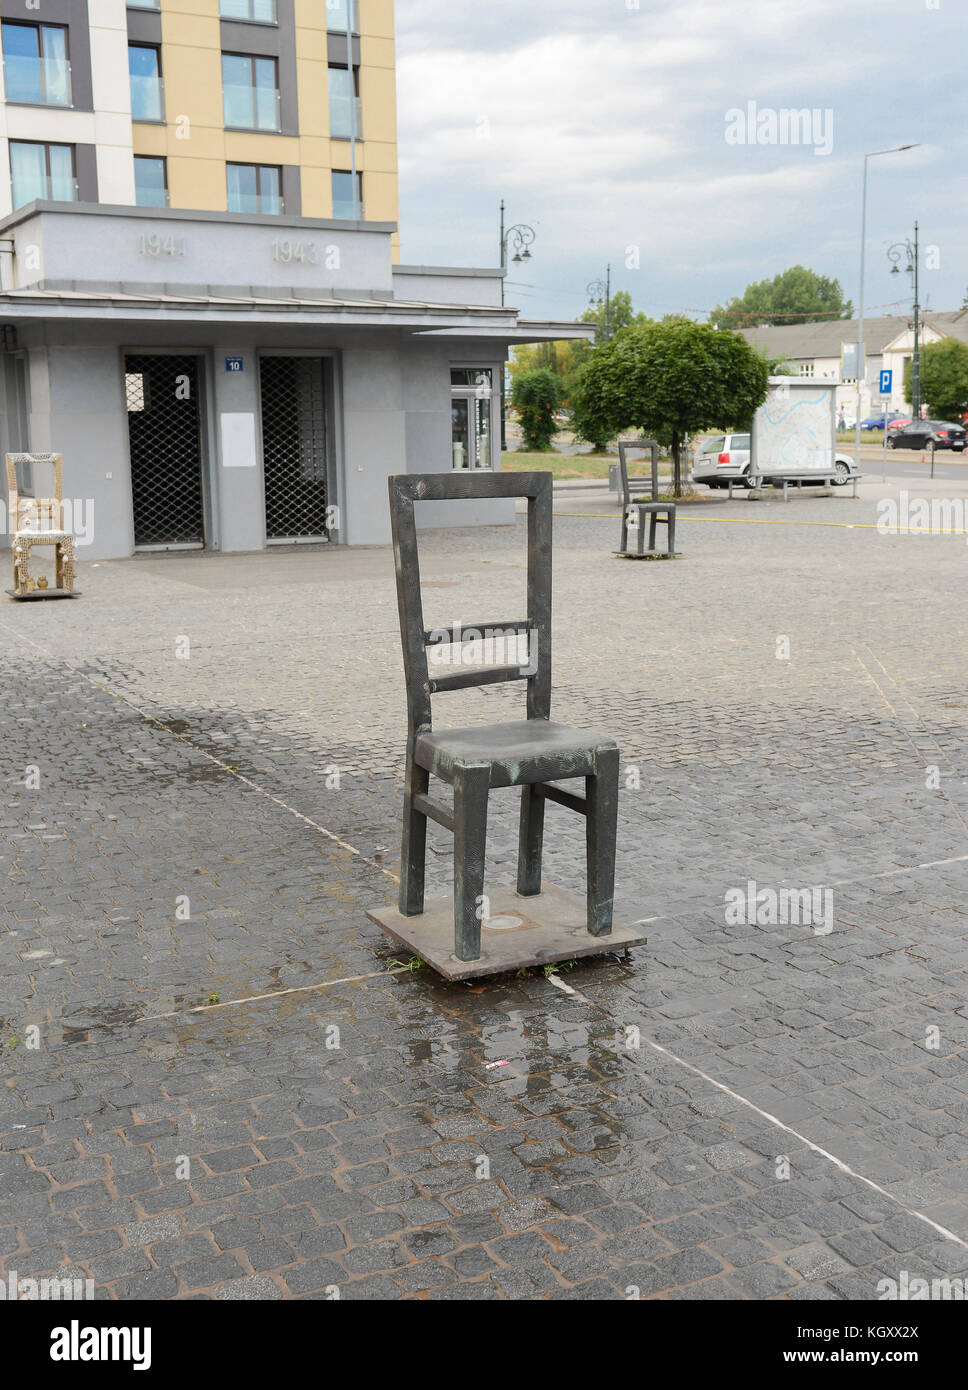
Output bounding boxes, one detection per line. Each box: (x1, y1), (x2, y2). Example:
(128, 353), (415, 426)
(394, 0), (966, 325)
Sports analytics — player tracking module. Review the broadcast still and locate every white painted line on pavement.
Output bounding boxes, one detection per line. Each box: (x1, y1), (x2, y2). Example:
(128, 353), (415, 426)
(542, 977), (968, 1255)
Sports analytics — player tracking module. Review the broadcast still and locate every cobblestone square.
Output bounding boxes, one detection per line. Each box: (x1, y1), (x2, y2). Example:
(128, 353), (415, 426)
(3, 483), (968, 1300)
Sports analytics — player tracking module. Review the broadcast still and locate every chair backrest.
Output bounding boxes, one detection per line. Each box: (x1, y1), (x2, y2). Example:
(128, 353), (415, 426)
(617, 440), (659, 505)
(388, 471), (553, 734)
(6, 453), (63, 532)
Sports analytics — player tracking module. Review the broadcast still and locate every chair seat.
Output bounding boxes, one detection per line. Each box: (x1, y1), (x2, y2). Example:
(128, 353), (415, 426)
(14, 530), (73, 542)
(415, 719), (615, 789)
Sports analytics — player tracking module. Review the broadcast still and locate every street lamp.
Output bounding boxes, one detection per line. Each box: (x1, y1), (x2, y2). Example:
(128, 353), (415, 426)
(499, 199), (535, 308)
(855, 143), (919, 468)
(587, 265), (611, 341)
(499, 199), (536, 450)
(888, 223), (921, 421)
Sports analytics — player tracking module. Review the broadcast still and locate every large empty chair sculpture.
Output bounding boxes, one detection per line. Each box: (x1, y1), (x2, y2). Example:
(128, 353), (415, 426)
(6, 453), (76, 598)
(617, 439), (676, 558)
(386, 470), (622, 968)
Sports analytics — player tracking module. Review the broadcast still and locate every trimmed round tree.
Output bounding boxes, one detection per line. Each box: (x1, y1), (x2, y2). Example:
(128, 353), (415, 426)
(571, 318), (771, 495)
(511, 368), (562, 453)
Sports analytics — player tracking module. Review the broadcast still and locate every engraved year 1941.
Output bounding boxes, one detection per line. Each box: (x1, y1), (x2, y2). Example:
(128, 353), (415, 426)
(138, 233), (187, 258)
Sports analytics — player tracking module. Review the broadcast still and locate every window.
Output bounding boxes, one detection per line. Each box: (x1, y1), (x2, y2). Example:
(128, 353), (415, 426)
(699, 436), (726, 455)
(1, 22), (70, 106)
(126, 2), (160, 9)
(227, 163), (283, 214)
(325, 0), (358, 31)
(798, 362), (815, 377)
(220, 0), (277, 19)
(129, 45), (163, 121)
(331, 169), (362, 220)
(134, 155), (167, 207)
(222, 52), (279, 130)
(10, 142), (75, 208)
(451, 368), (495, 470)
(328, 64), (361, 139)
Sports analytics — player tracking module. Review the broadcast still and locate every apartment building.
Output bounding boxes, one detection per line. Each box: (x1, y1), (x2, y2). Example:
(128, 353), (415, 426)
(0, 1), (584, 558)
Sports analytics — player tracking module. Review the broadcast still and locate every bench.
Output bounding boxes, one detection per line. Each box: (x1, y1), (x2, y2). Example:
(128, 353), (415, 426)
(746, 470), (863, 501)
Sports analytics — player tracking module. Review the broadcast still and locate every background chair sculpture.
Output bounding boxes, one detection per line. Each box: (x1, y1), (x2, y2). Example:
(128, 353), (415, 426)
(367, 470), (646, 980)
(617, 439), (677, 558)
(6, 453), (76, 598)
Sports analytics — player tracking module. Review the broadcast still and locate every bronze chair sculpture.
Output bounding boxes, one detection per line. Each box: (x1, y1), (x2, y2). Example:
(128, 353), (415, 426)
(617, 439), (676, 558)
(367, 470), (646, 980)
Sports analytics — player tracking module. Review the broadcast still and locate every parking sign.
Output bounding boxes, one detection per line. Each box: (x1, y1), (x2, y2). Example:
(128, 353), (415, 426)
(879, 368), (892, 395)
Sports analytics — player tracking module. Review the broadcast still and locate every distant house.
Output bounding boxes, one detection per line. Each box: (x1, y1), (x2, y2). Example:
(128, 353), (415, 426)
(736, 311), (968, 420)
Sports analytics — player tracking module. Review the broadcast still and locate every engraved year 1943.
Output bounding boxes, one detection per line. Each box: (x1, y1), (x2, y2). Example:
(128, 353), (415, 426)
(271, 239), (318, 264)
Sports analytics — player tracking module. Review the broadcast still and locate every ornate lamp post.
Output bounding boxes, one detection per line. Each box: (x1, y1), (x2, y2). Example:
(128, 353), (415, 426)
(499, 200), (536, 450)
(586, 266), (611, 341)
(855, 143), (918, 468)
(888, 222), (921, 421)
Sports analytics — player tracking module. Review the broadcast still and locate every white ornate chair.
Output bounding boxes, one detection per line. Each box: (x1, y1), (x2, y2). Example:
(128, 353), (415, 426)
(6, 453), (75, 596)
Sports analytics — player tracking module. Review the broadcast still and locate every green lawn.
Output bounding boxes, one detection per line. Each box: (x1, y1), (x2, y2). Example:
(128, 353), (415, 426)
(501, 450), (614, 479)
(838, 430), (886, 446)
(501, 450), (674, 481)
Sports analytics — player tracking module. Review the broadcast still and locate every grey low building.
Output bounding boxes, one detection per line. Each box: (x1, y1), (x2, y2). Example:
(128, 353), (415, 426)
(0, 201), (590, 560)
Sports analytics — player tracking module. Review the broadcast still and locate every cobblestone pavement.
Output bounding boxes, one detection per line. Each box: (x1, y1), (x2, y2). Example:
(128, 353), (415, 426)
(2, 485), (968, 1300)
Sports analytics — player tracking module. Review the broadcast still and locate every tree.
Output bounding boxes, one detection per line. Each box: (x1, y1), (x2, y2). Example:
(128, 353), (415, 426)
(712, 265), (852, 329)
(906, 338), (968, 420)
(571, 318), (771, 495)
(511, 368), (561, 452)
(580, 290), (652, 344)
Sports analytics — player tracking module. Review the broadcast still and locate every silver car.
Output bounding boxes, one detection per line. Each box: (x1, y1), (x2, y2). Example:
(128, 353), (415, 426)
(691, 433), (751, 487)
(692, 433), (859, 487)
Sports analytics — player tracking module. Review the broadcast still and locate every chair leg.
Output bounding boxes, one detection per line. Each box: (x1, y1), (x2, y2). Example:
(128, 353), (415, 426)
(516, 784), (545, 896)
(453, 763), (490, 961)
(585, 746), (619, 936)
(648, 513), (657, 552)
(399, 759), (429, 917)
(620, 507), (629, 555)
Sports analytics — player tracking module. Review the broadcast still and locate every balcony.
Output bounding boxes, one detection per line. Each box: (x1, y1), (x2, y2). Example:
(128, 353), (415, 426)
(223, 82), (281, 132)
(329, 93), (362, 140)
(326, 0), (359, 32)
(3, 53), (71, 107)
(12, 174), (78, 210)
(130, 73), (164, 122)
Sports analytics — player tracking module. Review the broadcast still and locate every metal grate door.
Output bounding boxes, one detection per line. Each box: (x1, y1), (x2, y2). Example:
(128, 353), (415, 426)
(125, 354), (205, 548)
(260, 356), (330, 540)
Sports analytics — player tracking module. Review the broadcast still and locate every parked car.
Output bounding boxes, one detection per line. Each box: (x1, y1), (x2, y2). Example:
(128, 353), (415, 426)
(691, 433), (751, 487)
(692, 434), (858, 487)
(888, 419), (967, 451)
(887, 417), (912, 432)
(859, 412), (904, 431)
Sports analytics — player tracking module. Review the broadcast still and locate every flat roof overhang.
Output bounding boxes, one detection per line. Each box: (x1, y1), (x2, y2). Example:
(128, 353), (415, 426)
(0, 290), (596, 342)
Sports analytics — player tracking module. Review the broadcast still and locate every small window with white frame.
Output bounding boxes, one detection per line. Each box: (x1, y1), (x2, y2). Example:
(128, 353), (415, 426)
(450, 367), (495, 470)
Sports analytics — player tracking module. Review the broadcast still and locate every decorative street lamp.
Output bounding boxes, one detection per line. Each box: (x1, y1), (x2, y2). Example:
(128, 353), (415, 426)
(855, 143), (918, 468)
(499, 199), (535, 308)
(888, 222), (921, 421)
(499, 200), (536, 451)
(586, 265), (611, 341)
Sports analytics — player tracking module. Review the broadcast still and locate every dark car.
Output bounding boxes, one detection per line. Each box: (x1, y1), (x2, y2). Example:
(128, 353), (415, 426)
(888, 419), (966, 452)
